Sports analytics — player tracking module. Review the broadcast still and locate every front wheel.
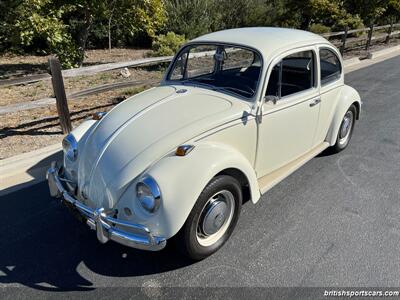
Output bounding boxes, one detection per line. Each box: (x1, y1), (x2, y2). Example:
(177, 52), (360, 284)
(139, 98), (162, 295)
(174, 175), (242, 260)
(331, 104), (356, 153)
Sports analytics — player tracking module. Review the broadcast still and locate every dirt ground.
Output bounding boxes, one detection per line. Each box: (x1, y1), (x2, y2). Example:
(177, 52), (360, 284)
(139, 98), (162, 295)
(0, 66), (164, 106)
(0, 48), (151, 80)
(0, 48), (167, 159)
(0, 38), (399, 160)
(0, 84), (156, 160)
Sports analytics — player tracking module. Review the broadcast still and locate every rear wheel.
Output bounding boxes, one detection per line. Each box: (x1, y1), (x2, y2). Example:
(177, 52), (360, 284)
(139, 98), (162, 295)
(331, 104), (356, 153)
(175, 175), (242, 260)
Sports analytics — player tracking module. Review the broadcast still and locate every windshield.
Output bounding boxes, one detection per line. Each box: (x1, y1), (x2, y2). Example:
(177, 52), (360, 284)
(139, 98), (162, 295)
(167, 44), (262, 99)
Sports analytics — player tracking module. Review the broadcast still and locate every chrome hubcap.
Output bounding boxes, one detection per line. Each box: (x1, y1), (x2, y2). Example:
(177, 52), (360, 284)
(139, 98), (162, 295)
(196, 190), (235, 247)
(339, 111), (353, 145)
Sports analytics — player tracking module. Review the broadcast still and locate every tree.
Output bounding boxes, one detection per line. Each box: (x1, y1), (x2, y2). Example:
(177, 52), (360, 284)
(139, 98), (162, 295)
(385, 0), (400, 22)
(91, 0), (166, 53)
(284, 0), (364, 30)
(0, 0), (166, 67)
(5, 0), (82, 67)
(164, 0), (215, 39)
(344, 0), (388, 25)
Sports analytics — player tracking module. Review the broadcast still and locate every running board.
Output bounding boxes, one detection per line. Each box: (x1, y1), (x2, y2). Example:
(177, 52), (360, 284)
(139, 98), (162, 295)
(258, 142), (330, 195)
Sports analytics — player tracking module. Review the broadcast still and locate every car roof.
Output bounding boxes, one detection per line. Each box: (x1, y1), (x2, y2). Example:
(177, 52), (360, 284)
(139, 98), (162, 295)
(191, 27), (330, 57)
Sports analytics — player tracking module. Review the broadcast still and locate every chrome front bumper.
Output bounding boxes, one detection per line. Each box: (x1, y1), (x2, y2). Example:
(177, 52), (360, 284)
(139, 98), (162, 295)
(46, 162), (166, 251)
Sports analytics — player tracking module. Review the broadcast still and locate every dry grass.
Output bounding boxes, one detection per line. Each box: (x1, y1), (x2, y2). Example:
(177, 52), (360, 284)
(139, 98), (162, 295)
(0, 66), (164, 106)
(0, 48), (165, 159)
(0, 48), (151, 80)
(0, 84), (156, 159)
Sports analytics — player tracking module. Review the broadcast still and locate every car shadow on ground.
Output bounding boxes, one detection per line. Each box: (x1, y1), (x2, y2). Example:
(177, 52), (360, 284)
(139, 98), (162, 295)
(0, 182), (194, 292)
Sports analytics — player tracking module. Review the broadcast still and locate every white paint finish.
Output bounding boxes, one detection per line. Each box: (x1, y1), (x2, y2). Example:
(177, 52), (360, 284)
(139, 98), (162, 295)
(325, 85), (361, 146)
(76, 85), (251, 208)
(256, 92), (321, 176)
(258, 142), (330, 194)
(55, 27), (362, 241)
(313, 45), (345, 146)
(255, 44), (321, 177)
(200, 117), (258, 168)
(192, 27), (327, 61)
(314, 86), (342, 145)
(115, 142), (260, 238)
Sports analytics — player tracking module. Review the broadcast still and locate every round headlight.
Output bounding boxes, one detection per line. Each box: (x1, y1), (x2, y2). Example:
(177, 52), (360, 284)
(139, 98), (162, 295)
(62, 134), (78, 161)
(136, 176), (161, 213)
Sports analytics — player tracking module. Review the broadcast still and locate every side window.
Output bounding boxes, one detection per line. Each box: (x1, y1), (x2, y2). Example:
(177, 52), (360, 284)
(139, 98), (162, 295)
(266, 50), (315, 98)
(319, 48), (341, 86)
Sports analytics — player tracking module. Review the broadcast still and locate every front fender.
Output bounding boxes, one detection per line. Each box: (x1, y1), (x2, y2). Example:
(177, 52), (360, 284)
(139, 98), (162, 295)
(326, 84), (361, 145)
(118, 142), (260, 239)
(63, 119), (97, 179)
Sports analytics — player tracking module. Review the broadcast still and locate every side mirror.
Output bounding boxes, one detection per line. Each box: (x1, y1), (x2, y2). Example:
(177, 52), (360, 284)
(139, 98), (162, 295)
(264, 95), (279, 104)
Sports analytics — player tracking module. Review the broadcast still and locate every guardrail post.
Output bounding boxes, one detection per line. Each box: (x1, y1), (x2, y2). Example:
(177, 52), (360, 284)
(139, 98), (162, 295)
(340, 26), (348, 55)
(365, 24), (374, 52)
(48, 57), (72, 133)
(386, 21), (394, 44)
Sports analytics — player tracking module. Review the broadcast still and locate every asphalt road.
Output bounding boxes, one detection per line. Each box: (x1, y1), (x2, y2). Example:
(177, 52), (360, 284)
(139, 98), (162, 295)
(1, 56), (400, 299)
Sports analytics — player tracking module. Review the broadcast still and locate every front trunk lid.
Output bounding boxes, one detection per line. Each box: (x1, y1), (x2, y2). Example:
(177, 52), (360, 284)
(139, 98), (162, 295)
(77, 85), (250, 208)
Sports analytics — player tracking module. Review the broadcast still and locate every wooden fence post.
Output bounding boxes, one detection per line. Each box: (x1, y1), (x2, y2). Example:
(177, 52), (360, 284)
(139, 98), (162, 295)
(340, 26), (348, 55)
(48, 57), (72, 133)
(386, 20), (394, 44)
(365, 24), (374, 52)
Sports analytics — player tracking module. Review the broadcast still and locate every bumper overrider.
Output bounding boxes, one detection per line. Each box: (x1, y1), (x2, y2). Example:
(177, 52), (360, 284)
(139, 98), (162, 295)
(46, 162), (166, 251)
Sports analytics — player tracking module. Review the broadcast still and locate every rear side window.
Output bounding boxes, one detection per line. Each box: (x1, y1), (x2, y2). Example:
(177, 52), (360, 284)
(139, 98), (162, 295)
(266, 50), (315, 98)
(320, 48), (341, 86)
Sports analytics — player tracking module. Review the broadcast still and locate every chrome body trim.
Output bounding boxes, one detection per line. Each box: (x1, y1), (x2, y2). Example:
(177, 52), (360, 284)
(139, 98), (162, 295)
(46, 162), (166, 251)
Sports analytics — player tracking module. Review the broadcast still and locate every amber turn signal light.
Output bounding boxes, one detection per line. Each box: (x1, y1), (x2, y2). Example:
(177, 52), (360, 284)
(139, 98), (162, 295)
(92, 112), (107, 120)
(175, 145), (194, 156)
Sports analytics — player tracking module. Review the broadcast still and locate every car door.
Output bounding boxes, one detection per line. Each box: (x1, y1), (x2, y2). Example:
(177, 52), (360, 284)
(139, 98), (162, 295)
(312, 46), (344, 146)
(255, 47), (321, 177)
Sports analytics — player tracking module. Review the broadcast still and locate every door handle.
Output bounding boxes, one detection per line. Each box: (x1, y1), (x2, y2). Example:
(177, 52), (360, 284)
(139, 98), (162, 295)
(309, 98), (321, 107)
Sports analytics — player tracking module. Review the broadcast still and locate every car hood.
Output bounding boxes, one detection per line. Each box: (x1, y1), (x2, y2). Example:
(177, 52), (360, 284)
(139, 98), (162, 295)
(77, 85), (251, 208)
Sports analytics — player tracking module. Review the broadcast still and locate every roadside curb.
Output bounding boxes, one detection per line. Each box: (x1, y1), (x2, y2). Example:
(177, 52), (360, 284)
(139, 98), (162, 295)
(369, 45), (400, 59)
(343, 57), (361, 68)
(0, 144), (62, 196)
(344, 45), (400, 73)
(1, 44), (399, 196)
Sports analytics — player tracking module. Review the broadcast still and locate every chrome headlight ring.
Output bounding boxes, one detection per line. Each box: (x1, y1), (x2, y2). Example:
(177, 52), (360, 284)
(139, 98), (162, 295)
(62, 133), (78, 161)
(136, 176), (161, 214)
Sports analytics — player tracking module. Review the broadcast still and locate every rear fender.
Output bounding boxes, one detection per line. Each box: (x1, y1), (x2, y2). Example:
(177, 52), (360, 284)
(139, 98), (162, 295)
(326, 84), (361, 145)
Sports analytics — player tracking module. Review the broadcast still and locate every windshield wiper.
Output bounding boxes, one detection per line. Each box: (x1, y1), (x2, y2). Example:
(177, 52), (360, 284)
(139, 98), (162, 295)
(214, 86), (253, 97)
(180, 79), (217, 90)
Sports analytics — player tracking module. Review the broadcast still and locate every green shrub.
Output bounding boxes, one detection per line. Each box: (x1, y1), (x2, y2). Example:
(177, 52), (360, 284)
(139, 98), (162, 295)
(150, 32), (186, 57)
(164, 0), (214, 40)
(309, 23), (331, 34)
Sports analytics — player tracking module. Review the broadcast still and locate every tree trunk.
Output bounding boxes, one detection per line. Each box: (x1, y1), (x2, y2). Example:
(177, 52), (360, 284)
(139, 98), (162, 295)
(108, 17), (112, 53)
(76, 7), (93, 67)
(108, 1), (116, 54)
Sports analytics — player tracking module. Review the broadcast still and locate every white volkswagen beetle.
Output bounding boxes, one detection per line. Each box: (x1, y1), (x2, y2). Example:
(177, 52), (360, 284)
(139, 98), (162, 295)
(47, 27), (361, 260)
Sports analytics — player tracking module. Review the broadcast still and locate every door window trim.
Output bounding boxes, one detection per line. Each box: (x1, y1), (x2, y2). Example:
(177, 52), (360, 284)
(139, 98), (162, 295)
(319, 46), (342, 87)
(264, 48), (318, 102)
